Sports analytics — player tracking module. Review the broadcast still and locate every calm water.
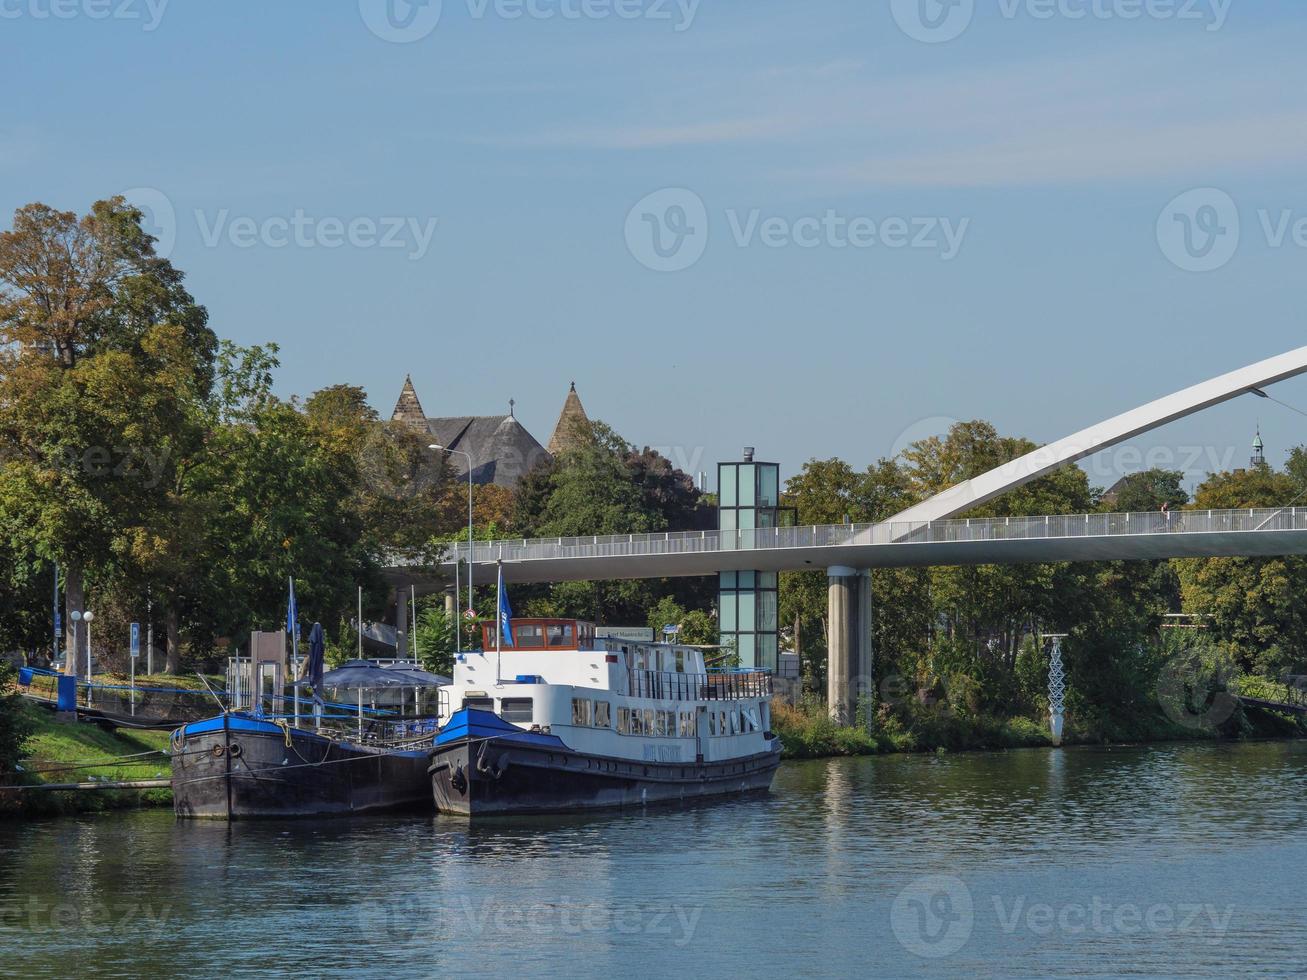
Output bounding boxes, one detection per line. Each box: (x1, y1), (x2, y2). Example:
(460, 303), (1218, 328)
(3, 741), (1306, 978)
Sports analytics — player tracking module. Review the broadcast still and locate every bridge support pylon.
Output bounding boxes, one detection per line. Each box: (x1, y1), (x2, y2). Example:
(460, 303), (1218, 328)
(828, 567), (873, 724)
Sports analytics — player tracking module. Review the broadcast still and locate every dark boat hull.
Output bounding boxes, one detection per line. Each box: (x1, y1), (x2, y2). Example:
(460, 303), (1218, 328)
(171, 714), (431, 820)
(429, 713), (782, 817)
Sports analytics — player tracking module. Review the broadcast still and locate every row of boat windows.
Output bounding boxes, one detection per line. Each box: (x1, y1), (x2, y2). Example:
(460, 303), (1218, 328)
(616, 707), (697, 738)
(470, 696), (767, 736)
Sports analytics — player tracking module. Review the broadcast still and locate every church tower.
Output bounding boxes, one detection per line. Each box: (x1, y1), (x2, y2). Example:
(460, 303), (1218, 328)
(1252, 426), (1266, 468)
(547, 382), (592, 457)
(391, 375), (429, 432)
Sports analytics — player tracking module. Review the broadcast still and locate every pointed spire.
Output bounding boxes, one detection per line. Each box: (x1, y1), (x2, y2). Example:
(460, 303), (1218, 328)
(391, 375), (428, 432)
(547, 382), (592, 457)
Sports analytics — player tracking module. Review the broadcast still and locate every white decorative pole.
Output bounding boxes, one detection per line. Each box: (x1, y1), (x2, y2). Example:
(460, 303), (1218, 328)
(1045, 634), (1067, 746)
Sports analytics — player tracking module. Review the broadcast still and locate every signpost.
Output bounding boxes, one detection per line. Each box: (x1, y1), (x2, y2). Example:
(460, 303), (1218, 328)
(130, 622), (140, 717)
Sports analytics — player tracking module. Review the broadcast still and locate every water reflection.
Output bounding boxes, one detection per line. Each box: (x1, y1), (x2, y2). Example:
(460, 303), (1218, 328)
(2, 741), (1305, 978)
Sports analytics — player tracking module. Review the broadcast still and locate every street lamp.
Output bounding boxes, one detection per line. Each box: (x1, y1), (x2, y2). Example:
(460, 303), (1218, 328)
(430, 443), (474, 651)
(82, 610), (94, 683)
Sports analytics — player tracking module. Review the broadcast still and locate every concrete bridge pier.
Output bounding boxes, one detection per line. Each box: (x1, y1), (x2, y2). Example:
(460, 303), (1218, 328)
(827, 567), (873, 724)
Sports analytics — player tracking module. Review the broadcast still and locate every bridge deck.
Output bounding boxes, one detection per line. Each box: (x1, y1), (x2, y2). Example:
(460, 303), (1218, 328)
(387, 507), (1307, 584)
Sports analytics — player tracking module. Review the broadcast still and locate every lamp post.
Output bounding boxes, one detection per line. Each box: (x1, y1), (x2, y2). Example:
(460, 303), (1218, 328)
(82, 610), (94, 685)
(69, 610), (81, 679)
(430, 444), (474, 649)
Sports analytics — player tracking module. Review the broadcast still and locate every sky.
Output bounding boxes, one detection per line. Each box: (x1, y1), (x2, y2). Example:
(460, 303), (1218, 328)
(5, 0), (1307, 498)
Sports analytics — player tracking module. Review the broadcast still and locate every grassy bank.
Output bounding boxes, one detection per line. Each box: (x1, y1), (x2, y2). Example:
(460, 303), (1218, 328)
(771, 695), (1307, 760)
(2, 699), (173, 818)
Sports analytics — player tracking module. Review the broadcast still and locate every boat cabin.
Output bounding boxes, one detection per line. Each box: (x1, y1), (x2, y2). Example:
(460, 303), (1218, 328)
(479, 617), (597, 652)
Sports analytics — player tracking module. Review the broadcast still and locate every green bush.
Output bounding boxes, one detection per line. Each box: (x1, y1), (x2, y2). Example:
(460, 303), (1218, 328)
(0, 663), (35, 776)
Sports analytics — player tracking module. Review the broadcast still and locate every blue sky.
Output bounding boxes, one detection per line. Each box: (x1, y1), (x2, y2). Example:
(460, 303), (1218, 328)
(5, 0), (1307, 495)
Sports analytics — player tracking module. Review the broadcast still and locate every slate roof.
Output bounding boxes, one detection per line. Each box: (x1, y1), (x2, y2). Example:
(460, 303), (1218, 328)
(389, 381), (549, 487)
(426, 414), (551, 488)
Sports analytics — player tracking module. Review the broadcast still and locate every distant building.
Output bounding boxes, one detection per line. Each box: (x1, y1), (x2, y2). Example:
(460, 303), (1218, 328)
(389, 377), (590, 488)
(1252, 427), (1266, 468)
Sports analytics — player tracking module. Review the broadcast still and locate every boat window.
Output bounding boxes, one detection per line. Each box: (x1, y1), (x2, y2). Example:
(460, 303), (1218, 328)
(562, 623), (575, 645)
(571, 698), (593, 726)
(464, 697), (493, 711)
(719, 711), (728, 735)
(708, 712), (717, 736)
(730, 711), (739, 735)
(594, 701), (611, 728)
(617, 707), (630, 734)
(501, 698), (533, 724)
(643, 709), (656, 736)
(515, 624), (544, 647)
(675, 649), (685, 673)
(742, 707), (760, 732)
(631, 709), (643, 735)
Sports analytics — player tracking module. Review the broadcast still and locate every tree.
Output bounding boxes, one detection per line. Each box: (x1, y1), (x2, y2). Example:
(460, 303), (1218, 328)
(0, 198), (216, 676)
(1104, 469), (1189, 513)
(1174, 464), (1307, 677)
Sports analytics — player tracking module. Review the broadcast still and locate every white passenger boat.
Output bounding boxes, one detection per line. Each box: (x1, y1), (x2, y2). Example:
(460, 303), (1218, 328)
(429, 618), (782, 816)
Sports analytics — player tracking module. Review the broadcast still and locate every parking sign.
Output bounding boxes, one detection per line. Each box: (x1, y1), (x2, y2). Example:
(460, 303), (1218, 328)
(130, 622), (141, 658)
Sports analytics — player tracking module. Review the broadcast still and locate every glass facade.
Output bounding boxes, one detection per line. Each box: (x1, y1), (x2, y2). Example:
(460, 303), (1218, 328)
(718, 457), (781, 672)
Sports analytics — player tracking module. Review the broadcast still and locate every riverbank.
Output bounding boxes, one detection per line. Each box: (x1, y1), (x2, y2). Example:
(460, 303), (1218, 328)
(771, 694), (1307, 759)
(1, 700), (172, 818)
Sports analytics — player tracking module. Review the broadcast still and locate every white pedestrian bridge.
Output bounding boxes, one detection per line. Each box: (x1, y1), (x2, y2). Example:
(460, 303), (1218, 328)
(412, 506), (1307, 583)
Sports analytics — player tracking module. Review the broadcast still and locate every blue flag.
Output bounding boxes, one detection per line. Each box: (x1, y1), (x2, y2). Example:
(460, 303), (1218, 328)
(287, 577), (297, 639)
(497, 564), (513, 648)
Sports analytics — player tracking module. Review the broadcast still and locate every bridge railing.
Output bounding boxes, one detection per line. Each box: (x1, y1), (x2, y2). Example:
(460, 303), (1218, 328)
(395, 506), (1307, 567)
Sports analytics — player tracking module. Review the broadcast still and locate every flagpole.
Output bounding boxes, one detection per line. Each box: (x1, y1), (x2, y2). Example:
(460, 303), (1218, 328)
(289, 576), (299, 727)
(496, 560), (503, 685)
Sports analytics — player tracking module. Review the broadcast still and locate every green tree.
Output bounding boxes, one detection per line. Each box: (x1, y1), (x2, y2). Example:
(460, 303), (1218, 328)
(1174, 464), (1307, 676)
(1104, 469), (1189, 513)
(0, 198), (216, 676)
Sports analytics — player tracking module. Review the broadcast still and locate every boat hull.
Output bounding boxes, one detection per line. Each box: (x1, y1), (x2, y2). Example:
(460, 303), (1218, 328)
(429, 731), (782, 817)
(171, 714), (432, 820)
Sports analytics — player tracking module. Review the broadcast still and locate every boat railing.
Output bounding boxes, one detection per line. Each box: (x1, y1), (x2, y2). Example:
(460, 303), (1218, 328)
(626, 669), (771, 702)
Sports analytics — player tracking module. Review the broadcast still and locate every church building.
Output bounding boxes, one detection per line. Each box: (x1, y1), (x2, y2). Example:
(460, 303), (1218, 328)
(390, 377), (590, 488)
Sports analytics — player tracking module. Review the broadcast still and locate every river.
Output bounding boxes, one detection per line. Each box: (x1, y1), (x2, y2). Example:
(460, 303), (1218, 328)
(3, 740), (1306, 978)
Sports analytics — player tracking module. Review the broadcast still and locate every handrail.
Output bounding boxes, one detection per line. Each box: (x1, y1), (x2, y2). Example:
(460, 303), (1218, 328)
(626, 668), (771, 702)
(391, 506), (1307, 568)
